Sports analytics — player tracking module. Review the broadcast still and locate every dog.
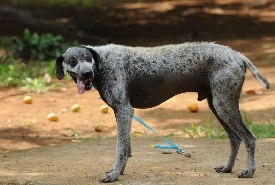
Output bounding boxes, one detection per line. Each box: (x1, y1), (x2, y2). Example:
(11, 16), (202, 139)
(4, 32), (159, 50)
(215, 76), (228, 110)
(55, 42), (270, 183)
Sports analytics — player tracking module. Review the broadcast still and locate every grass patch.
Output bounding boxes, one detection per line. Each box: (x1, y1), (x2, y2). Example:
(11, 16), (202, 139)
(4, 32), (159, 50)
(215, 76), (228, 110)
(0, 57), (64, 92)
(0, 56), (27, 87)
(21, 77), (62, 93)
(0, 29), (77, 91)
(183, 112), (275, 139)
(256, 53), (275, 65)
(183, 122), (227, 139)
(242, 112), (275, 138)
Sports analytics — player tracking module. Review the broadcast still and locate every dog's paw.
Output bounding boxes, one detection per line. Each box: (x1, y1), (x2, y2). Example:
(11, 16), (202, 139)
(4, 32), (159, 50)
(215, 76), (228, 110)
(237, 169), (254, 178)
(214, 165), (232, 173)
(100, 170), (119, 183)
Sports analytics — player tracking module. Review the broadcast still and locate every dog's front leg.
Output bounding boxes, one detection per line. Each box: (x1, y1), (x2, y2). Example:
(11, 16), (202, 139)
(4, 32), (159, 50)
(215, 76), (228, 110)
(100, 104), (133, 183)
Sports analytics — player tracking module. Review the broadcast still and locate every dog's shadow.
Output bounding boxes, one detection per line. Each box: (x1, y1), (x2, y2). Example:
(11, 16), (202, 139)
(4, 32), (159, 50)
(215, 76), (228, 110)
(137, 106), (215, 130)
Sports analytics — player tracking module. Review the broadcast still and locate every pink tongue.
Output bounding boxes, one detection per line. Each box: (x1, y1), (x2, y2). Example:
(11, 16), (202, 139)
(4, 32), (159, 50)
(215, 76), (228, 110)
(77, 79), (85, 94)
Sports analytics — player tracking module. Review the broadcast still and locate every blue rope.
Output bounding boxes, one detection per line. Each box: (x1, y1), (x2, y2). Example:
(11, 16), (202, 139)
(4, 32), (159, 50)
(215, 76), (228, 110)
(132, 114), (183, 154)
(92, 85), (183, 154)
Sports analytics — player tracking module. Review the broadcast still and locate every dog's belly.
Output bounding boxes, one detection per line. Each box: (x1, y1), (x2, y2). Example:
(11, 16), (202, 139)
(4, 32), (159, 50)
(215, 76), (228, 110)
(130, 92), (179, 109)
(128, 76), (207, 109)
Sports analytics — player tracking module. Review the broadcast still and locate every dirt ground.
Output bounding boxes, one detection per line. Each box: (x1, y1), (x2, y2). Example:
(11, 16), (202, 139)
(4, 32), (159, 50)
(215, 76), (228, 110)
(0, 138), (275, 185)
(0, 0), (275, 184)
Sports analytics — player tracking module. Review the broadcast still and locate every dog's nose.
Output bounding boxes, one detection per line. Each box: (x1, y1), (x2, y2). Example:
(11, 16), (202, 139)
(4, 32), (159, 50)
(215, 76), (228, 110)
(82, 71), (93, 80)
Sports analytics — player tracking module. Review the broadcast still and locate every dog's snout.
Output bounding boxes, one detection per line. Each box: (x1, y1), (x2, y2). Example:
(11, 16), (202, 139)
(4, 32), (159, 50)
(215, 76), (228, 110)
(82, 71), (93, 80)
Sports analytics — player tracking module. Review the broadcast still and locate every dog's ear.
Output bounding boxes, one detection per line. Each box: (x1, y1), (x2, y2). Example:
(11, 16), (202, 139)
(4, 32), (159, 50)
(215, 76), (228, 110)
(56, 56), (65, 80)
(81, 46), (101, 71)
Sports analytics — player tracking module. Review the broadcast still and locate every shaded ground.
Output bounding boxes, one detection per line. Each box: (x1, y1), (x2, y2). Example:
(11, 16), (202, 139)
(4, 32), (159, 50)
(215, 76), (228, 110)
(1, 138), (275, 185)
(0, 0), (275, 184)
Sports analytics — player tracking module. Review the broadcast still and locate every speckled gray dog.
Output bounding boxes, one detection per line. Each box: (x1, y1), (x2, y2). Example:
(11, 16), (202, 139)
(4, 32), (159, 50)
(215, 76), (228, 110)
(56, 42), (270, 183)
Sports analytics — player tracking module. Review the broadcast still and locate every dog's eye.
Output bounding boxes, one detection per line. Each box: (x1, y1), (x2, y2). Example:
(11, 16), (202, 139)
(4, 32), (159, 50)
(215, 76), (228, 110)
(84, 55), (92, 62)
(70, 59), (77, 67)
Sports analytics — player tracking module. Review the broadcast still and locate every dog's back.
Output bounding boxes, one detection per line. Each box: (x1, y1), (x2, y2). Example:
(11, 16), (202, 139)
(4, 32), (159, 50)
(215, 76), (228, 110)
(95, 42), (267, 108)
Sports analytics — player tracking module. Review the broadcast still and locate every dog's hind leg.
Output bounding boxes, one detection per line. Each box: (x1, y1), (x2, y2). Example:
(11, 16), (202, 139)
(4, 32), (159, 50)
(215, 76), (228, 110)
(207, 95), (242, 173)
(210, 90), (256, 178)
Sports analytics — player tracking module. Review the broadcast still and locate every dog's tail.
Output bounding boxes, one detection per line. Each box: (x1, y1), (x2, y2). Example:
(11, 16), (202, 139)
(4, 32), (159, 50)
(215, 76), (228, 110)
(240, 54), (270, 89)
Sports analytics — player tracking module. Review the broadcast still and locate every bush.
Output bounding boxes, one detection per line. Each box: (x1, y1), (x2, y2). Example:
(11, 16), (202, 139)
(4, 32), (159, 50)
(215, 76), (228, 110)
(2, 29), (77, 61)
(0, 56), (27, 87)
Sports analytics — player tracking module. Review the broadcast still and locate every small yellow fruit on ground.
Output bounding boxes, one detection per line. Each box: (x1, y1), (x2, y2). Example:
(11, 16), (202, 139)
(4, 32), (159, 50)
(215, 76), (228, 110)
(187, 103), (199, 113)
(95, 124), (104, 132)
(100, 105), (109, 113)
(23, 96), (32, 104)
(47, 113), (58, 122)
(71, 104), (81, 112)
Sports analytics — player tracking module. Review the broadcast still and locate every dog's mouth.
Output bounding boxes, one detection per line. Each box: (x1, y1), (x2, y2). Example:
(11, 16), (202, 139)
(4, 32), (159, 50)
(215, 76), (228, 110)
(69, 72), (93, 94)
(77, 79), (88, 94)
(76, 78), (93, 94)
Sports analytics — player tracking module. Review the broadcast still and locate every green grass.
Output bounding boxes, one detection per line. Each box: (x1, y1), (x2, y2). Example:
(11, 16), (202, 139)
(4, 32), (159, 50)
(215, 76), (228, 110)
(0, 57), (27, 87)
(64, 128), (80, 140)
(0, 55), (64, 92)
(21, 77), (62, 93)
(183, 122), (227, 139)
(242, 111), (275, 138)
(183, 112), (275, 139)
(0, 29), (77, 92)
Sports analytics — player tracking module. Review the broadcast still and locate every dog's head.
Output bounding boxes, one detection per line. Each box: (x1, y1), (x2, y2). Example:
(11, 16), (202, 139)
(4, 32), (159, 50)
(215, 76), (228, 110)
(56, 46), (100, 94)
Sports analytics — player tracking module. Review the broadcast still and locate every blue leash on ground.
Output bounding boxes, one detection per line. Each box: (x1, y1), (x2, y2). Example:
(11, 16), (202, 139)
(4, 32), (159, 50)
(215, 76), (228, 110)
(132, 114), (183, 154)
(93, 85), (184, 154)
